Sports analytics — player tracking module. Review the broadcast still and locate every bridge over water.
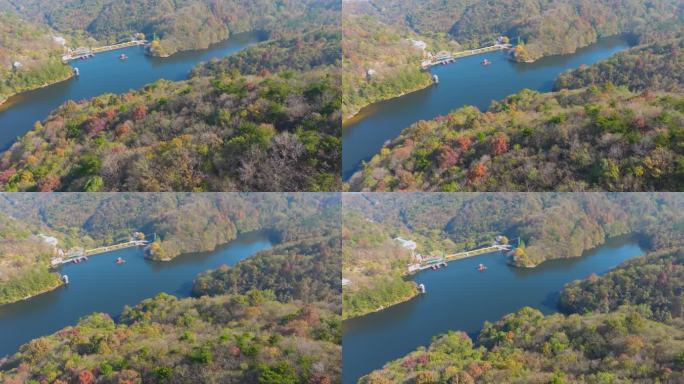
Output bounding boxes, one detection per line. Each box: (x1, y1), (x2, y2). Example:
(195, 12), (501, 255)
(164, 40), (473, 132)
(413, 244), (513, 271)
(423, 43), (514, 67)
(51, 233), (156, 266)
(63, 40), (149, 62)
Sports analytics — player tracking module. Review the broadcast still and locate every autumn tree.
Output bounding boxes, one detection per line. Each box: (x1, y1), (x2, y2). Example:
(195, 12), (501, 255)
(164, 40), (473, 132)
(132, 104), (147, 121)
(38, 175), (60, 192)
(467, 163), (486, 184)
(491, 133), (509, 156)
(438, 145), (459, 170)
(457, 136), (472, 152)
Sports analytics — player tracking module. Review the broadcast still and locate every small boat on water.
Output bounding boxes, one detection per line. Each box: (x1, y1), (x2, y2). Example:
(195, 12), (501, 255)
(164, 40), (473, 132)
(62, 275), (69, 284)
(433, 74), (439, 84)
(481, 58), (491, 66)
(418, 283), (426, 294)
(73, 67), (80, 77)
(119, 54), (128, 60)
(115, 257), (126, 265)
(477, 263), (487, 271)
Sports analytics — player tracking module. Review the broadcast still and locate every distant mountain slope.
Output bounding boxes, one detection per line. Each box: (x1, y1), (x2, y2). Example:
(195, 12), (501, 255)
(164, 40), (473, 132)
(2, 0), (339, 57)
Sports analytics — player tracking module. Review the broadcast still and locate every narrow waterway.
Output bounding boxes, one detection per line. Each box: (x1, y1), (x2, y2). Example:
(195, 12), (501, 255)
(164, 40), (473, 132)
(342, 36), (632, 179)
(0, 32), (263, 151)
(0, 231), (272, 357)
(342, 237), (644, 384)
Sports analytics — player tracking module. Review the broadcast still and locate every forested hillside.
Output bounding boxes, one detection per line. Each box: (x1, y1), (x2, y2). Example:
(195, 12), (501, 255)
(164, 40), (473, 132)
(360, 306), (684, 383)
(348, 0), (681, 61)
(348, 86), (684, 192)
(342, 212), (420, 319)
(0, 12), (73, 105)
(193, 234), (341, 304)
(560, 247), (684, 321)
(556, 38), (684, 92)
(0, 193), (340, 305)
(1, 0), (338, 57)
(0, 215), (63, 305)
(192, 27), (341, 79)
(342, 14), (435, 120)
(0, 291), (341, 384)
(0, 38), (341, 191)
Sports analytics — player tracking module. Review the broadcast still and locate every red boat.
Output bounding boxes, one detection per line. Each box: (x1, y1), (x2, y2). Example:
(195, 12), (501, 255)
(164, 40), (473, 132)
(477, 263), (487, 271)
(115, 257), (126, 265)
(481, 59), (491, 66)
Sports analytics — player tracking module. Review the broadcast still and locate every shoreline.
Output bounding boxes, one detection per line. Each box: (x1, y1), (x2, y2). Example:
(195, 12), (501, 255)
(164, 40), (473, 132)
(343, 283), (420, 320)
(343, 76), (434, 126)
(343, 34), (631, 127)
(0, 71), (75, 110)
(345, 236), (641, 321)
(0, 276), (64, 307)
(1, 230), (273, 306)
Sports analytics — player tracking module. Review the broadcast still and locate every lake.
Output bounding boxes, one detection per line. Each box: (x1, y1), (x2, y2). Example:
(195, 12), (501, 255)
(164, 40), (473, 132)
(342, 237), (644, 384)
(0, 32), (262, 152)
(0, 231), (272, 357)
(342, 36), (632, 179)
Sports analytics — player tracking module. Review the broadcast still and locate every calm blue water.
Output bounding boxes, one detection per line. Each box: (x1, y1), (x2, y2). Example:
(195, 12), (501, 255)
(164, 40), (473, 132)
(0, 32), (262, 151)
(342, 237), (643, 384)
(342, 36), (631, 179)
(0, 231), (272, 357)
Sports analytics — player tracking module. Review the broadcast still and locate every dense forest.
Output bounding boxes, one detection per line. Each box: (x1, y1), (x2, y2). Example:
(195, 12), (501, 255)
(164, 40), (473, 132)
(0, 0), (338, 57)
(561, 247), (684, 322)
(0, 291), (341, 383)
(556, 38), (684, 93)
(0, 193), (340, 305)
(347, 85), (684, 192)
(347, 0), (681, 60)
(0, 12), (74, 105)
(193, 234), (341, 305)
(360, 305), (684, 383)
(342, 193), (684, 319)
(0, 30), (341, 191)
(191, 27), (341, 79)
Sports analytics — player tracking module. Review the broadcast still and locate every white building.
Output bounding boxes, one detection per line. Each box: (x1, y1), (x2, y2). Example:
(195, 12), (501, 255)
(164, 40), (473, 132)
(38, 234), (59, 247)
(394, 237), (417, 250)
(409, 39), (427, 50)
(53, 36), (67, 46)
